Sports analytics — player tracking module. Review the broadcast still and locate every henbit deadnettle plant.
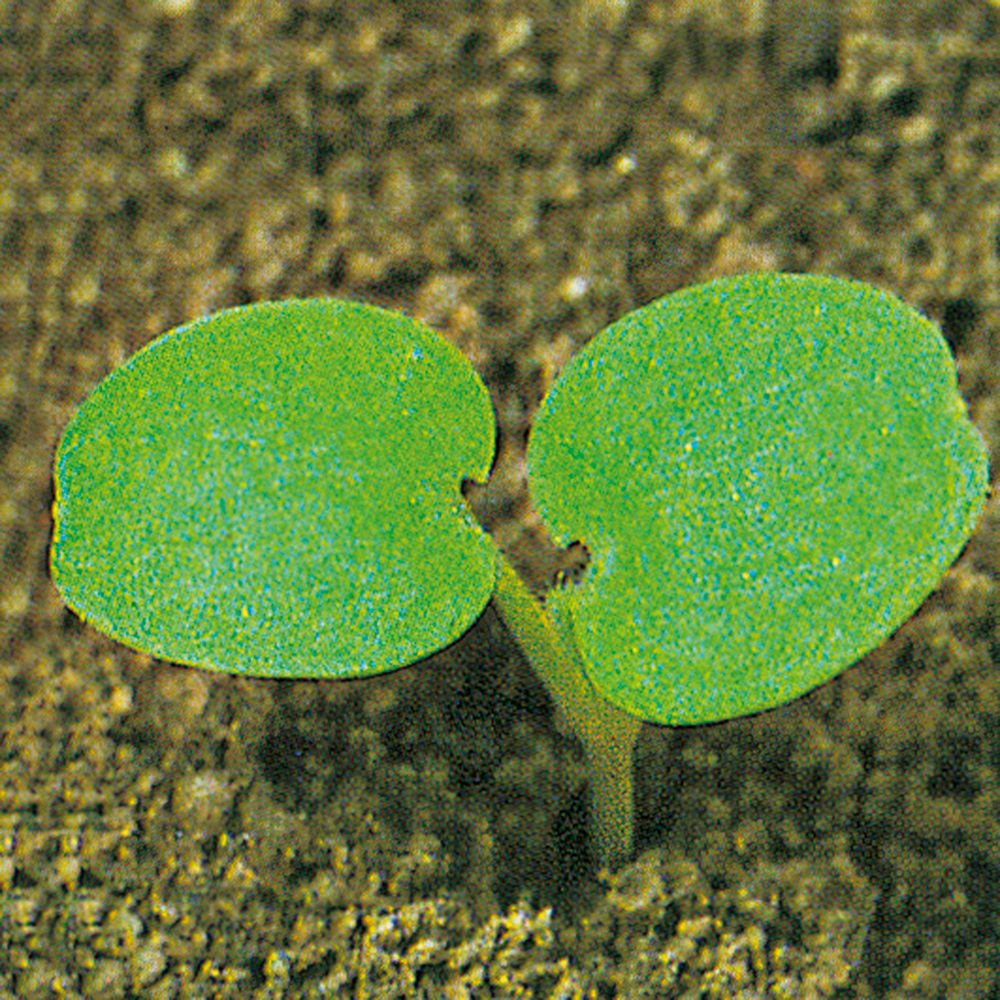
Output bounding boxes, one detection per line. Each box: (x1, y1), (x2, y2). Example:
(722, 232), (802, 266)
(51, 272), (989, 868)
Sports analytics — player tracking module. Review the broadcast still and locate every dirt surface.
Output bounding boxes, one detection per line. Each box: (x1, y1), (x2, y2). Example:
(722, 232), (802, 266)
(3, 1), (1000, 997)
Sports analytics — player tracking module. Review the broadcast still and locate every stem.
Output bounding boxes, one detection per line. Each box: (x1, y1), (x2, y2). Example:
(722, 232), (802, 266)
(491, 552), (642, 869)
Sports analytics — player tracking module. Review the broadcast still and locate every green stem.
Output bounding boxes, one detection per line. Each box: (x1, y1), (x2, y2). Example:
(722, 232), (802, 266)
(491, 552), (642, 869)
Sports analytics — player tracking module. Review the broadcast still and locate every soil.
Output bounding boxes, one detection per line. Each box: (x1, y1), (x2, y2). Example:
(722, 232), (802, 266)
(2, 1), (1000, 997)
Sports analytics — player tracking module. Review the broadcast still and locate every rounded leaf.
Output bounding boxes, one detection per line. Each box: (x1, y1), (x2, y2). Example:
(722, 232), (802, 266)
(529, 273), (989, 724)
(52, 299), (497, 678)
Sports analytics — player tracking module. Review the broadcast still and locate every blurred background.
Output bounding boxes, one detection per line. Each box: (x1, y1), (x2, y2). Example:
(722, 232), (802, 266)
(2, 2), (1000, 997)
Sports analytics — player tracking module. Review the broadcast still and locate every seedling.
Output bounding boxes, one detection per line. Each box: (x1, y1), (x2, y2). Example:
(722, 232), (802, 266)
(51, 273), (989, 868)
